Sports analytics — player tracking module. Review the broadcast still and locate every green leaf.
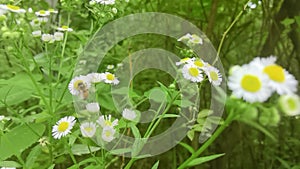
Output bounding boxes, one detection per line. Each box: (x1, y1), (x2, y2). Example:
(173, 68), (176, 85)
(71, 144), (101, 156)
(187, 130), (194, 141)
(0, 161), (22, 168)
(151, 160), (159, 169)
(25, 145), (42, 168)
(187, 153), (225, 167)
(281, 18), (295, 26)
(276, 157), (291, 169)
(157, 114), (180, 118)
(179, 142), (195, 154)
(173, 99), (194, 107)
(0, 123), (45, 160)
(130, 125), (141, 138)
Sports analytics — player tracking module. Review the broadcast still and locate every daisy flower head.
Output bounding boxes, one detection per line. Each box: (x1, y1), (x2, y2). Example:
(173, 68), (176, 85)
(100, 72), (119, 85)
(30, 19), (40, 27)
(95, 0), (116, 5)
(86, 102), (100, 113)
(80, 122), (97, 138)
(228, 64), (273, 103)
(189, 34), (203, 45)
(178, 33), (192, 42)
(279, 94), (300, 116)
(205, 66), (222, 86)
(102, 126), (116, 142)
(87, 72), (103, 83)
(176, 57), (194, 66)
(97, 114), (118, 128)
(52, 116), (76, 139)
(107, 64), (115, 70)
(182, 63), (204, 83)
(48, 8), (58, 14)
(35, 10), (50, 17)
(32, 30), (42, 37)
(0, 4), (26, 13)
(188, 58), (208, 70)
(37, 17), (48, 24)
(68, 75), (91, 96)
(54, 32), (64, 41)
(41, 34), (55, 43)
(57, 25), (73, 32)
(122, 108), (137, 121)
(250, 56), (298, 95)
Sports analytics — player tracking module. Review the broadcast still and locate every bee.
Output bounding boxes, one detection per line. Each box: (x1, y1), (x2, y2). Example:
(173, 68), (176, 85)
(77, 82), (89, 100)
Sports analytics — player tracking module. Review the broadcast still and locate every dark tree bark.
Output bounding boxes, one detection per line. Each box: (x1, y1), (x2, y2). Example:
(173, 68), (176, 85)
(260, 0), (300, 58)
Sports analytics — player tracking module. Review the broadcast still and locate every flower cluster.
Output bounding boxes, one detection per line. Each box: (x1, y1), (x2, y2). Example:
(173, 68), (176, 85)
(68, 72), (119, 99)
(228, 56), (298, 103)
(178, 33), (203, 46)
(176, 57), (222, 86)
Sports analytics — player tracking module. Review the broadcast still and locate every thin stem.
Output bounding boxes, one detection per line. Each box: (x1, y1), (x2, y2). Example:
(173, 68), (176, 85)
(177, 111), (236, 169)
(45, 44), (53, 115)
(213, 1), (249, 65)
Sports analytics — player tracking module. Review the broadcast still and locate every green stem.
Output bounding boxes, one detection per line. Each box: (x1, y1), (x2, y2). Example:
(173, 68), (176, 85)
(212, 1), (249, 65)
(45, 44), (53, 115)
(177, 111), (236, 169)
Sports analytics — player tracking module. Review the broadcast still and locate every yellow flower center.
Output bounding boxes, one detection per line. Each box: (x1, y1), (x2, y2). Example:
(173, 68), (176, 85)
(241, 75), (261, 92)
(105, 131), (112, 137)
(48, 9), (55, 12)
(58, 122), (69, 132)
(74, 80), (83, 90)
(287, 98), (296, 110)
(39, 10), (46, 14)
(194, 60), (204, 67)
(106, 73), (115, 81)
(7, 5), (20, 10)
(180, 58), (190, 63)
(84, 127), (93, 132)
(188, 67), (199, 77)
(210, 71), (219, 81)
(62, 25), (69, 29)
(191, 34), (201, 43)
(263, 64), (285, 82)
(105, 120), (112, 126)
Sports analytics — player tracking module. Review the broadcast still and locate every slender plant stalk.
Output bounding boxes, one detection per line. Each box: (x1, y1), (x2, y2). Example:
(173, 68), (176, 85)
(177, 111), (235, 169)
(213, 1), (249, 65)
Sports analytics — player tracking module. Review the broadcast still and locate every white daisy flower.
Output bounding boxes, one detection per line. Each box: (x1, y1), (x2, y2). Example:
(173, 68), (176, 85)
(97, 115), (118, 128)
(182, 64), (203, 83)
(41, 34), (55, 43)
(30, 19), (41, 27)
(176, 57), (194, 66)
(205, 66), (222, 86)
(48, 8), (58, 14)
(0, 167), (16, 169)
(250, 56), (298, 95)
(53, 32), (64, 41)
(52, 116), (76, 139)
(87, 72), (103, 83)
(229, 65), (242, 75)
(32, 30), (42, 37)
(178, 33), (192, 42)
(279, 94), (300, 116)
(0, 4), (26, 13)
(95, 0), (116, 5)
(80, 122), (97, 138)
(112, 7), (118, 14)
(35, 10), (50, 17)
(122, 108), (137, 121)
(107, 64), (115, 70)
(38, 137), (49, 147)
(27, 8), (33, 13)
(0, 115), (5, 121)
(57, 25), (73, 32)
(100, 72), (119, 85)
(117, 63), (123, 67)
(189, 34), (203, 45)
(68, 76), (91, 96)
(188, 58), (208, 70)
(102, 126), (116, 142)
(37, 17), (48, 24)
(228, 64), (273, 103)
(86, 102), (100, 113)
